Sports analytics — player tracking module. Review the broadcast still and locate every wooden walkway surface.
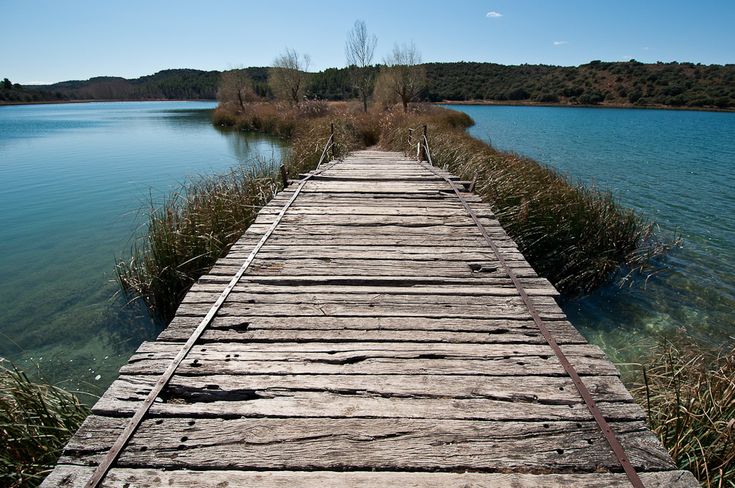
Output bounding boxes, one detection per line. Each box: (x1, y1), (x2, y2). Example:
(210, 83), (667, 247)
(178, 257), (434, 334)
(44, 150), (696, 487)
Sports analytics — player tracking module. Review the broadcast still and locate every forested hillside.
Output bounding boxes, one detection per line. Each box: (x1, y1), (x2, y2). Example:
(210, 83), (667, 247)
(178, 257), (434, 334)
(3, 60), (734, 109)
(423, 61), (735, 108)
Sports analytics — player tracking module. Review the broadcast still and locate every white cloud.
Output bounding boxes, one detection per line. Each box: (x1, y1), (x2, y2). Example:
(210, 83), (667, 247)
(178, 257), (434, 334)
(553, 41), (568, 46)
(642, 46), (650, 51)
(486, 11), (503, 18)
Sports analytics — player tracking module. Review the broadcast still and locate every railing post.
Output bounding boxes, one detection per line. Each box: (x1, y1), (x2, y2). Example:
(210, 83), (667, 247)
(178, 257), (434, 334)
(280, 164), (289, 188)
(408, 128), (413, 147)
(330, 123), (336, 160)
(419, 125), (427, 162)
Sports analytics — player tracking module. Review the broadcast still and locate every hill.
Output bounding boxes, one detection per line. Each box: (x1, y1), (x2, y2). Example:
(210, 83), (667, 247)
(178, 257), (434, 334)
(2, 61), (734, 110)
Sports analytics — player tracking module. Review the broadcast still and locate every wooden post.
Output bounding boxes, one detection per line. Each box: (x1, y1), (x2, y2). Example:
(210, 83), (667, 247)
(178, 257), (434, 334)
(280, 164), (288, 188)
(419, 125), (427, 162)
(408, 128), (413, 147)
(330, 123), (336, 160)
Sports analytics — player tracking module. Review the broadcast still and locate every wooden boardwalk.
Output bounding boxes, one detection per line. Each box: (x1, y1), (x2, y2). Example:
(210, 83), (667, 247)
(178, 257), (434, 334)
(44, 150), (696, 487)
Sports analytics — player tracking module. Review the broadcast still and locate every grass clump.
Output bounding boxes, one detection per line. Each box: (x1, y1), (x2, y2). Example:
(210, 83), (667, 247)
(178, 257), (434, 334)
(377, 105), (672, 294)
(116, 163), (282, 322)
(626, 339), (734, 487)
(0, 362), (90, 487)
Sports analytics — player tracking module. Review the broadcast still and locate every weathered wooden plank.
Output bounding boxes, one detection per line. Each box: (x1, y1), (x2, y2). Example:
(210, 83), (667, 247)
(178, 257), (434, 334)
(120, 342), (618, 377)
(187, 282), (559, 297)
(226, 249), (526, 261)
(161, 315), (584, 339)
(180, 291), (559, 306)
(98, 373), (635, 407)
(132, 340), (606, 356)
(157, 327), (574, 344)
(174, 301), (565, 319)
(59, 416), (674, 472)
(94, 386), (643, 421)
(40, 466), (702, 488)
(232, 235), (520, 249)
(255, 214), (501, 227)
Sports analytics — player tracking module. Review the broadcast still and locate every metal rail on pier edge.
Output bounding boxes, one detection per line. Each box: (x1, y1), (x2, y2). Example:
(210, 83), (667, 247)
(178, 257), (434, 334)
(414, 126), (645, 488)
(83, 129), (339, 488)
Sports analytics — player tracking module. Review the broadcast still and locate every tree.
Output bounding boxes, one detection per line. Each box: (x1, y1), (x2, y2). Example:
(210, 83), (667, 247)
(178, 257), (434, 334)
(2, 78), (12, 90)
(345, 20), (377, 112)
(269, 48), (311, 104)
(376, 42), (426, 112)
(217, 69), (257, 111)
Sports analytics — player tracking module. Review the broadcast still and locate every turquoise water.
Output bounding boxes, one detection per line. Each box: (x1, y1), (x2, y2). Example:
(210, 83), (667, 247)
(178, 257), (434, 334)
(0, 102), (282, 394)
(448, 104), (735, 358)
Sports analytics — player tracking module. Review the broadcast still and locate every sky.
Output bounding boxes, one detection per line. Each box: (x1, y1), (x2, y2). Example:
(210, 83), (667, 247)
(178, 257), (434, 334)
(3, 0), (734, 84)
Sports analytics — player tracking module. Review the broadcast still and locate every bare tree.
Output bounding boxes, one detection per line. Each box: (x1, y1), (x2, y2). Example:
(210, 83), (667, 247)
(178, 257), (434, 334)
(377, 42), (426, 112)
(345, 20), (377, 112)
(269, 48), (311, 104)
(217, 68), (256, 111)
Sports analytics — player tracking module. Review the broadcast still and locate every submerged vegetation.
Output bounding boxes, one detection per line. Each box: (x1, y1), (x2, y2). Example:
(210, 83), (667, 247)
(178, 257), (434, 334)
(0, 363), (90, 487)
(626, 340), (735, 487)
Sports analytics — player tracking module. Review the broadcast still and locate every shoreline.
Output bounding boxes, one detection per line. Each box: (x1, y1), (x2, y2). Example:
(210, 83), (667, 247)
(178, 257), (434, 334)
(0, 98), (217, 107)
(3, 98), (734, 114)
(436, 99), (735, 114)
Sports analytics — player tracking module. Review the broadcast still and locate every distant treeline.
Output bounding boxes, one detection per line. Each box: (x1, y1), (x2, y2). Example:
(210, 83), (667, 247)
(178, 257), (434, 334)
(3, 60), (735, 109)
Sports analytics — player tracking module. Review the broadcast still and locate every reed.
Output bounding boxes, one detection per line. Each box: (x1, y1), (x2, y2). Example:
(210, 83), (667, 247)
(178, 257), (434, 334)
(0, 363), (90, 487)
(626, 339), (734, 487)
(115, 161), (282, 322)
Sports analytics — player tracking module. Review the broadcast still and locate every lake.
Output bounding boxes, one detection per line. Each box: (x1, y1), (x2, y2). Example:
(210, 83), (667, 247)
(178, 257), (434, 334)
(0, 101), (282, 394)
(448, 104), (735, 359)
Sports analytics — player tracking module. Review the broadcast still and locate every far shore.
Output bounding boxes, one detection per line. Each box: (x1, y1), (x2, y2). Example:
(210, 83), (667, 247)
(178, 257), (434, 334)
(437, 99), (735, 113)
(3, 98), (734, 114)
(0, 98), (217, 107)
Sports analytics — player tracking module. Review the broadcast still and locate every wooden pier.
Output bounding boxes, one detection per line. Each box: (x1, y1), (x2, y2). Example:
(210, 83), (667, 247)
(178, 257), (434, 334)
(44, 150), (696, 487)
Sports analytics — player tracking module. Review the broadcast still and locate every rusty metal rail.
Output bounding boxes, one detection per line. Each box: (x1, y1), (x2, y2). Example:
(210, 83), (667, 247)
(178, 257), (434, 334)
(416, 127), (645, 488)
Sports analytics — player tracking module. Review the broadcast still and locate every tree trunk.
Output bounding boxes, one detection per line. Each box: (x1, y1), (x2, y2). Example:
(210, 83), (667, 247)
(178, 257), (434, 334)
(362, 93), (368, 113)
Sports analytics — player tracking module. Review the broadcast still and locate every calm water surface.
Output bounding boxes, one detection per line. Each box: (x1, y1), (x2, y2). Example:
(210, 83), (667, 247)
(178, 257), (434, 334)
(448, 105), (735, 359)
(0, 102), (282, 394)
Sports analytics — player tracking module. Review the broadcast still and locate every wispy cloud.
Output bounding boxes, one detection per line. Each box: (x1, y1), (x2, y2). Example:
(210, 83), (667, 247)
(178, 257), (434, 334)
(553, 40), (568, 46)
(486, 11), (503, 18)
(642, 46), (650, 51)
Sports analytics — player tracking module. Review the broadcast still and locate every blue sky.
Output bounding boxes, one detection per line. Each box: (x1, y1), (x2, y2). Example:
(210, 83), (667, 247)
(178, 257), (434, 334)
(3, 0), (734, 84)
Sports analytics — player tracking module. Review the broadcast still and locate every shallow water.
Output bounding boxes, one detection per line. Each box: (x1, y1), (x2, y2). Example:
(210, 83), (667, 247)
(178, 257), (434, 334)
(447, 104), (735, 360)
(0, 101), (282, 394)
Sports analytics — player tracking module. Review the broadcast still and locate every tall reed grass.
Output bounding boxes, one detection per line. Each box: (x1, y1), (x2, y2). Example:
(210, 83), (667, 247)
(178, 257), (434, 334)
(626, 339), (734, 487)
(115, 162), (281, 321)
(0, 362), (89, 487)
